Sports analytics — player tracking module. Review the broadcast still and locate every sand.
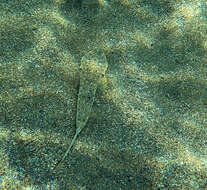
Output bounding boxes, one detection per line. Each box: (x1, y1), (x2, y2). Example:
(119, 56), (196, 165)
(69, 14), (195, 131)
(0, 0), (207, 189)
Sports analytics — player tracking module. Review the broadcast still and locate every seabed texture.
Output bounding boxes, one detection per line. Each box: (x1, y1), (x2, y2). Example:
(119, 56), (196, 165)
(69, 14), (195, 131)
(0, 0), (207, 189)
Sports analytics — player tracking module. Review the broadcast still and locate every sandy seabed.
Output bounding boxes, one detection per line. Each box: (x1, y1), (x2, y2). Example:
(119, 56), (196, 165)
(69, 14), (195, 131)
(0, 0), (207, 189)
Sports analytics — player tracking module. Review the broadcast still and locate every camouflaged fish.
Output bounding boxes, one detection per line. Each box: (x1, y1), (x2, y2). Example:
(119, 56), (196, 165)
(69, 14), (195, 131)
(54, 48), (108, 169)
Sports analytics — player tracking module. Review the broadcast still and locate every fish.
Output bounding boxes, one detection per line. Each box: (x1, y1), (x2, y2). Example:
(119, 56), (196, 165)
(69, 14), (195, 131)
(54, 48), (108, 169)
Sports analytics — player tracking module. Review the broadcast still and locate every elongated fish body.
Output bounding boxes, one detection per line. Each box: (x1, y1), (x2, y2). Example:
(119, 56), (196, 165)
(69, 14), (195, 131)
(76, 48), (108, 133)
(54, 48), (108, 169)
